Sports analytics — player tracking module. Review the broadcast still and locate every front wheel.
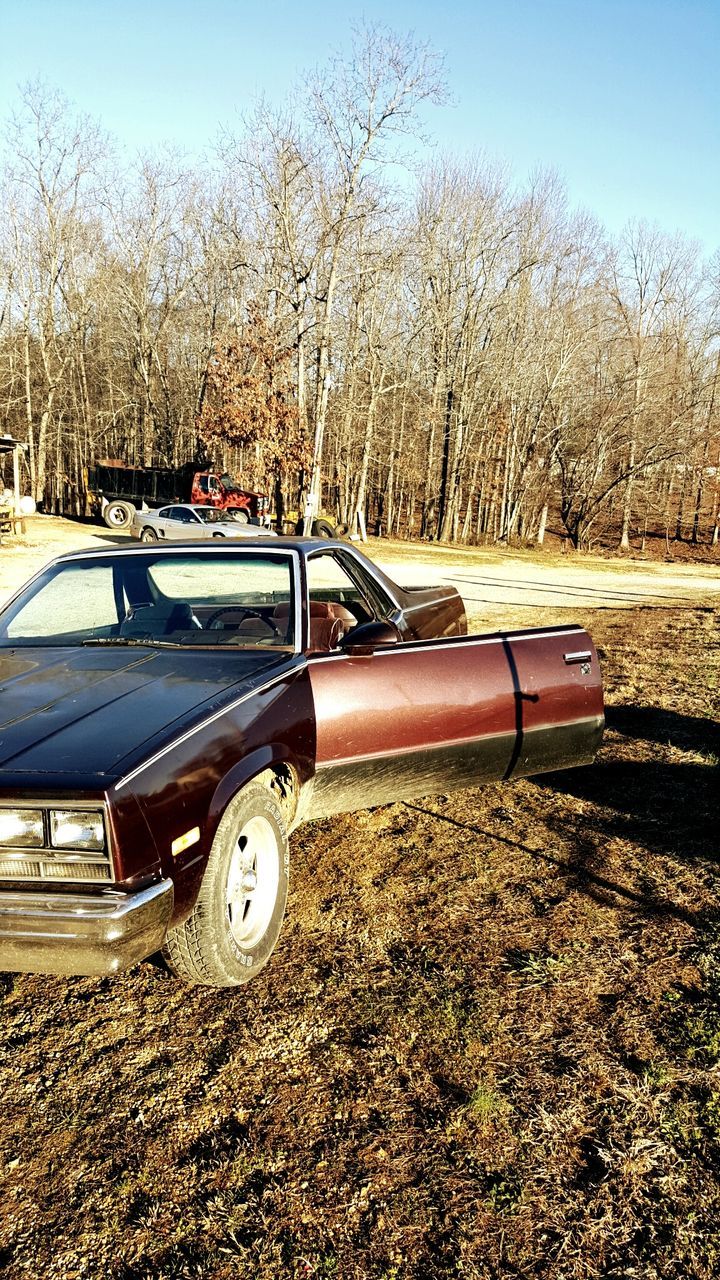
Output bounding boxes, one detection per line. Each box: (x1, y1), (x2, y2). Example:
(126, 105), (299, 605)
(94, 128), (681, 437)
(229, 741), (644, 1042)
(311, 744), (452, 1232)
(162, 783), (289, 987)
(140, 527), (158, 542)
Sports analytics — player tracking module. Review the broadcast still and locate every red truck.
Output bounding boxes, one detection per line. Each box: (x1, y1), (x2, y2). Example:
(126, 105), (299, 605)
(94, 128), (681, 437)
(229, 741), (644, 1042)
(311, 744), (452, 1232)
(86, 460), (270, 530)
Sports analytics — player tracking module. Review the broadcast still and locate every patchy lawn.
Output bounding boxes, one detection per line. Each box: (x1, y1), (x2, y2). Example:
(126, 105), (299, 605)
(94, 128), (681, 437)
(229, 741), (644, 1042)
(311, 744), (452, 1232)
(0, 558), (718, 1277)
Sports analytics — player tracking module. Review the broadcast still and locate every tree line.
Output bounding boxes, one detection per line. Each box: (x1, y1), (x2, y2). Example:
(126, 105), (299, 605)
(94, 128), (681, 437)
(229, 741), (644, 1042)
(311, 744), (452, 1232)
(1, 28), (719, 548)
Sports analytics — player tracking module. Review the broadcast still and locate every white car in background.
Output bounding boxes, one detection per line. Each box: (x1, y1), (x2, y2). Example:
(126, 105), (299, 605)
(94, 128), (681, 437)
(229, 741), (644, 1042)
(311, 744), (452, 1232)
(130, 504), (278, 542)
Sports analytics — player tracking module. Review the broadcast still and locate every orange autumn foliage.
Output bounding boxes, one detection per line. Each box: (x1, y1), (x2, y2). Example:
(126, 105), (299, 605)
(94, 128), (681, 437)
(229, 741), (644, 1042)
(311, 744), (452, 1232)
(197, 305), (310, 490)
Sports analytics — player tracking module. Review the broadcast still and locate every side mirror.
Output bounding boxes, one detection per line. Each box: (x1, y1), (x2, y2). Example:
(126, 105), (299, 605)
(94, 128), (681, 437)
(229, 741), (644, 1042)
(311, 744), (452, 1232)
(341, 620), (400, 655)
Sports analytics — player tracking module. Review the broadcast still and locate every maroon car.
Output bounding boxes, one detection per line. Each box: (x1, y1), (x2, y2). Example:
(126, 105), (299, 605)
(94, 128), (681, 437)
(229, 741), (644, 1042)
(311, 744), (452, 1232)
(0, 539), (604, 987)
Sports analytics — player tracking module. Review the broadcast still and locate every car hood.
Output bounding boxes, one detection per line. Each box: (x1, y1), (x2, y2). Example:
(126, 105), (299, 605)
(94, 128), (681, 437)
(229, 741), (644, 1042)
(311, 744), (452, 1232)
(0, 645), (292, 782)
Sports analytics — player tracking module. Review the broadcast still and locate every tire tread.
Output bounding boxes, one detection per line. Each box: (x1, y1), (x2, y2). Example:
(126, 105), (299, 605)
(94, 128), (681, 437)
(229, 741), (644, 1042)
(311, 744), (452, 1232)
(162, 782), (288, 988)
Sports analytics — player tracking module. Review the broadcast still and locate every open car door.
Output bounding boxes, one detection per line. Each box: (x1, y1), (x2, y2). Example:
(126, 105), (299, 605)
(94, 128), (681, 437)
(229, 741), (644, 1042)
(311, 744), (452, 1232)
(305, 625), (604, 820)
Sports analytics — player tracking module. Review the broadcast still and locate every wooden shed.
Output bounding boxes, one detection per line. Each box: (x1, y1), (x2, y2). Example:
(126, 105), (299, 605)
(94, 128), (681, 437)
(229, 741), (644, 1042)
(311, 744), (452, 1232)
(0, 434), (29, 539)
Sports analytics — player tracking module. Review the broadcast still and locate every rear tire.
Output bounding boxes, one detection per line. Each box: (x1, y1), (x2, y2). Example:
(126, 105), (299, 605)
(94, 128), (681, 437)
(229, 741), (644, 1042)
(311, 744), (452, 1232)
(104, 500), (134, 530)
(162, 783), (289, 987)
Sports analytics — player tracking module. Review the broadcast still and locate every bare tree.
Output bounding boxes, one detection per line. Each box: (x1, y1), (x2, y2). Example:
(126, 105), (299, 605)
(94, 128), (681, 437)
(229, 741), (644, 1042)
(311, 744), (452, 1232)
(0, 58), (716, 552)
(5, 82), (105, 499)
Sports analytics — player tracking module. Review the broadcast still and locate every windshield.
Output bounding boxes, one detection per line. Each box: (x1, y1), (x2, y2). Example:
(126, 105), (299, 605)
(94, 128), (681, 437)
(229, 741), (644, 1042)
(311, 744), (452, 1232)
(195, 507), (233, 524)
(0, 551), (297, 649)
(219, 472), (241, 493)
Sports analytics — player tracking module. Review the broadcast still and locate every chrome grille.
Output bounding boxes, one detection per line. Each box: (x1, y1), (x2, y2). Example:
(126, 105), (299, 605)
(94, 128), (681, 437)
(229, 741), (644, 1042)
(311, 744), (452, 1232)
(0, 853), (112, 883)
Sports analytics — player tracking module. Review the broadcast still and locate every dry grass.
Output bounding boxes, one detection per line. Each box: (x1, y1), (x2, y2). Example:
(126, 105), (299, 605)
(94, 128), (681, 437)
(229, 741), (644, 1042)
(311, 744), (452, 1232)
(0, 603), (719, 1279)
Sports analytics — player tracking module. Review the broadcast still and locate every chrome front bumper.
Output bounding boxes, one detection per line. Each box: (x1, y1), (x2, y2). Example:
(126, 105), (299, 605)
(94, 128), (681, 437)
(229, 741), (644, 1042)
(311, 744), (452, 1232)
(0, 880), (174, 977)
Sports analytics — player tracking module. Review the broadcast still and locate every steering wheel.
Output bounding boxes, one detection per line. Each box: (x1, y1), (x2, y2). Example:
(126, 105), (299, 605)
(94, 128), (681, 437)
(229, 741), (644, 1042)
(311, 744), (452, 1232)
(205, 606), (281, 637)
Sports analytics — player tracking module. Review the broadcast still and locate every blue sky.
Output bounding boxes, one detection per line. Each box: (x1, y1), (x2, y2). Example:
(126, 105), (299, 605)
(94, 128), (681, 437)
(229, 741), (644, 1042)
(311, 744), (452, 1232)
(1, 0), (718, 252)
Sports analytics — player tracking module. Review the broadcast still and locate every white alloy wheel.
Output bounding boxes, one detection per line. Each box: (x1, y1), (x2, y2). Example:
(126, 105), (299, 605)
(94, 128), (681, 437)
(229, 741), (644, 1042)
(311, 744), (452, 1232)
(226, 814), (281, 949)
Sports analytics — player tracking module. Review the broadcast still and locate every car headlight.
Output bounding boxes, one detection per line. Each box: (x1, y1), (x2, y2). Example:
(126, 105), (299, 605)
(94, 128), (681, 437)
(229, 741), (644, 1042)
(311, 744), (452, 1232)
(0, 809), (44, 848)
(49, 809), (105, 852)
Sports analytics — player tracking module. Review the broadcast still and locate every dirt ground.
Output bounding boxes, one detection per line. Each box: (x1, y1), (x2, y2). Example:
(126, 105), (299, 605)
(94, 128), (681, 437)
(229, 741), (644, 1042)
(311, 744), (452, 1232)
(0, 517), (719, 1279)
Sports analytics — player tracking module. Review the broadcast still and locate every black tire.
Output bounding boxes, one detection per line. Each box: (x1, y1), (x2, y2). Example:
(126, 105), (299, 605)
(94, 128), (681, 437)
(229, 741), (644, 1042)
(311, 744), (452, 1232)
(311, 518), (336, 538)
(104, 500), (134, 530)
(162, 783), (289, 987)
(140, 527), (158, 542)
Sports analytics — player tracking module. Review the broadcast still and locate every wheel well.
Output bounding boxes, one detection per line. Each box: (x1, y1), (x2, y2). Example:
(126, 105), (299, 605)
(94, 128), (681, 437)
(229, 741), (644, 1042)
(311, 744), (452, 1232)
(252, 764), (299, 829)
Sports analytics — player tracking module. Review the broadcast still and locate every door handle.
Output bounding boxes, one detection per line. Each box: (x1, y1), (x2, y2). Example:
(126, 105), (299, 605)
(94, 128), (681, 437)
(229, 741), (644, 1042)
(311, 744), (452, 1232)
(564, 650), (592, 665)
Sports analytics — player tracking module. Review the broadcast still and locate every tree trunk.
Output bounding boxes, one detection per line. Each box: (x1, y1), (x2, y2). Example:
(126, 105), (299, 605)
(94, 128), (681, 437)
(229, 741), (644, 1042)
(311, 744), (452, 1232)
(437, 385), (454, 540)
(536, 502), (548, 545)
(619, 438), (636, 550)
(23, 328), (36, 493)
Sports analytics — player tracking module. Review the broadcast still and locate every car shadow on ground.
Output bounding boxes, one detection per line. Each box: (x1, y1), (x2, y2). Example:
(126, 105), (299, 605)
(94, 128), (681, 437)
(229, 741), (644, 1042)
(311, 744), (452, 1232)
(536, 757), (715, 861)
(535, 704), (717, 919)
(404, 704), (718, 927)
(605, 703), (720, 757)
(404, 799), (707, 927)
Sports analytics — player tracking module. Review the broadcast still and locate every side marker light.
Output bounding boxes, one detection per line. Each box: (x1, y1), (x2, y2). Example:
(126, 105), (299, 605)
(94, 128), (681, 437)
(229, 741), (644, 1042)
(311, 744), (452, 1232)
(171, 827), (200, 857)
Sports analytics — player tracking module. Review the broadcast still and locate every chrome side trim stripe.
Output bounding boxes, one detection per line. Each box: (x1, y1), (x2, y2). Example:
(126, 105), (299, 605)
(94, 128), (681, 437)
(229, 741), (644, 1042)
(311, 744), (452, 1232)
(307, 715), (605, 822)
(318, 713), (604, 770)
(308, 626), (587, 665)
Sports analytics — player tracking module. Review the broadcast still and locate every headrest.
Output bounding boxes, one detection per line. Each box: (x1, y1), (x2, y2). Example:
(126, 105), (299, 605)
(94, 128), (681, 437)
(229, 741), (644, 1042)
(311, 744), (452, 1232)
(310, 600), (334, 618)
(120, 601), (196, 636)
(272, 600), (332, 619)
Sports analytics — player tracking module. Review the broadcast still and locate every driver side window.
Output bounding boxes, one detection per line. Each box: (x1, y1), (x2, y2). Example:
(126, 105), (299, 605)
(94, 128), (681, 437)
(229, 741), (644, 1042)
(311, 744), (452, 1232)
(305, 554), (377, 651)
(306, 554), (372, 617)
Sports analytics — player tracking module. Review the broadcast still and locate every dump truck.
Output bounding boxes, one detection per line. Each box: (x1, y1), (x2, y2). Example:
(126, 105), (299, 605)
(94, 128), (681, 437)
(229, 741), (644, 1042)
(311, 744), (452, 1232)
(86, 461), (270, 530)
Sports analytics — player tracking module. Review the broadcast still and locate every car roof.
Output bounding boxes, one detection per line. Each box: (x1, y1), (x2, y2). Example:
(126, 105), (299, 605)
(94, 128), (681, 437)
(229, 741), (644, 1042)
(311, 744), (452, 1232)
(148, 504), (258, 517)
(29, 538), (408, 611)
(56, 536), (346, 561)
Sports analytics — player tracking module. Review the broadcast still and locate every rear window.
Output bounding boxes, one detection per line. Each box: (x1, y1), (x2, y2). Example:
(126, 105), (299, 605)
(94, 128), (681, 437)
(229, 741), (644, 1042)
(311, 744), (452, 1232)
(147, 555), (290, 605)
